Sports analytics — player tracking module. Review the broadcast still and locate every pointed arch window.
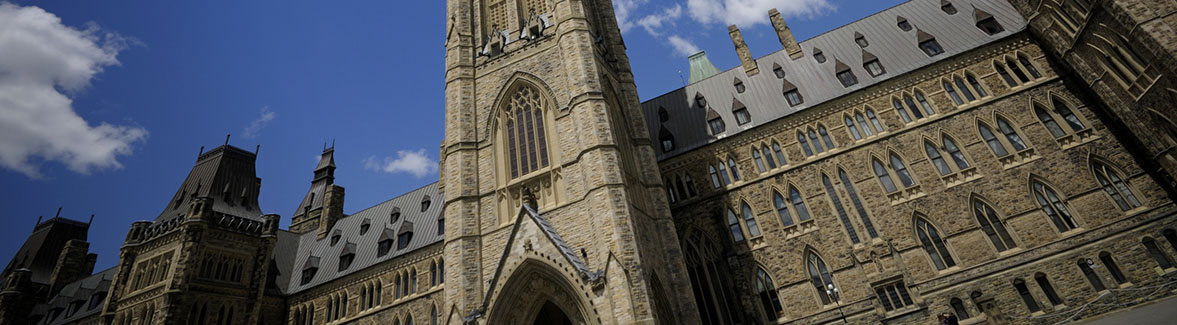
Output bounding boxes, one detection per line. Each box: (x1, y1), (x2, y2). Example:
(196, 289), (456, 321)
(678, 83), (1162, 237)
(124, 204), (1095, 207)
(926, 135), (972, 177)
(761, 145), (777, 170)
(709, 165), (722, 188)
(774, 187), (812, 227)
(727, 158), (740, 182)
(973, 199), (1016, 252)
(926, 141), (952, 176)
(772, 141), (787, 166)
(1093, 33), (1148, 90)
(1032, 180), (1080, 232)
(684, 232), (739, 324)
(873, 159), (897, 193)
(1143, 237), (1174, 269)
(741, 202), (761, 237)
(1092, 160), (1141, 211)
(845, 115), (862, 140)
(978, 122), (1008, 157)
(753, 148), (766, 173)
(823, 174), (860, 244)
(807, 251), (836, 305)
(809, 128), (825, 153)
(840, 169), (877, 238)
(875, 154), (916, 192)
(1036, 98), (1088, 139)
(915, 217), (956, 270)
(799, 131), (814, 157)
(867, 109), (884, 133)
(503, 84), (550, 179)
(756, 268), (783, 319)
(727, 208), (745, 242)
(997, 117), (1027, 151)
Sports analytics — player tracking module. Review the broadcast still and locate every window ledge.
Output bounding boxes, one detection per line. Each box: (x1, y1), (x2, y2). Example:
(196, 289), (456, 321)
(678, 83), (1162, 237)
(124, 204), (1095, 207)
(888, 186), (926, 205)
(1153, 267), (1177, 276)
(881, 305), (927, 321)
(1058, 130), (1098, 149)
(999, 149), (1040, 169)
(783, 219), (818, 239)
(944, 168), (982, 188)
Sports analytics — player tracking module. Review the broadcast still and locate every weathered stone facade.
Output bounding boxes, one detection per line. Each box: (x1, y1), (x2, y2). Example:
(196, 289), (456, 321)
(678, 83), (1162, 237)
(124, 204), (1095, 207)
(7, 1), (1177, 325)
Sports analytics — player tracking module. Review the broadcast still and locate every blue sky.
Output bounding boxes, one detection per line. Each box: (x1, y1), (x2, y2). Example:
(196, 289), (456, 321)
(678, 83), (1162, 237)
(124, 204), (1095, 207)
(0, 0), (903, 272)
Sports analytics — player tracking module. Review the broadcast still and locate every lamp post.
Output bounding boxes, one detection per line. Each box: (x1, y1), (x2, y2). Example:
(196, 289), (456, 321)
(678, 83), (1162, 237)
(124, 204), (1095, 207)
(826, 283), (848, 323)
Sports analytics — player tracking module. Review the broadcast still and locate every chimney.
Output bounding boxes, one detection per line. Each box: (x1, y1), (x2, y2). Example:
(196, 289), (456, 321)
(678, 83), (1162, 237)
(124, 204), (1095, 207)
(688, 51), (721, 84)
(317, 185), (346, 240)
(769, 9), (803, 60)
(728, 25), (759, 76)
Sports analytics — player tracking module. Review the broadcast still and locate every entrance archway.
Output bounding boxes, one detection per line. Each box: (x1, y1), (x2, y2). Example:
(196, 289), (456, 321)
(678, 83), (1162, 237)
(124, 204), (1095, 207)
(485, 259), (595, 325)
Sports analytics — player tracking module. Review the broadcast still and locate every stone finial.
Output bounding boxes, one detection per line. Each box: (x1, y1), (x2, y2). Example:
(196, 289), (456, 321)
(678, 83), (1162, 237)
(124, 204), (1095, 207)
(769, 9), (803, 60)
(728, 25), (759, 76)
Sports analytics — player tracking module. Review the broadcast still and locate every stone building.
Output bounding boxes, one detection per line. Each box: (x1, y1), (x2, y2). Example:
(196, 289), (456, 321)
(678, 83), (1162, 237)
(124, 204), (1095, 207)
(3, 0), (1177, 324)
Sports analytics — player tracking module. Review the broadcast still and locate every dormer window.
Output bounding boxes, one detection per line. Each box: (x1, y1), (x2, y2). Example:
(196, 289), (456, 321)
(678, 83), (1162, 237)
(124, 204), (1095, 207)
(734, 78), (746, 93)
(773, 64), (785, 79)
(918, 30), (944, 57)
(338, 243), (356, 272)
(659, 127), (675, 152)
(397, 221), (415, 250)
(360, 219), (371, 235)
(175, 191), (186, 209)
(330, 229), (342, 246)
(390, 207), (401, 223)
(835, 60), (858, 87)
(942, 1), (958, 15)
(378, 228), (395, 257)
(732, 99), (751, 125)
(782, 79), (803, 107)
(300, 257), (320, 285)
(421, 195), (432, 212)
(897, 17), (912, 31)
(695, 94), (708, 108)
(865, 59), (885, 77)
(976, 10), (1004, 35)
(658, 107), (669, 122)
(708, 118), (725, 134)
(814, 49), (827, 63)
(854, 33), (868, 48)
(88, 291), (106, 309)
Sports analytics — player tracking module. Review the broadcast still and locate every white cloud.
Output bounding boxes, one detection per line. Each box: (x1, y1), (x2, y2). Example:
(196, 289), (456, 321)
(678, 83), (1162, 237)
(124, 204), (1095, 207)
(613, 0), (648, 33)
(686, 0), (834, 27)
(667, 35), (701, 57)
(363, 149), (438, 179)
(242, 106), (275, 139)
(636, 4), (683, 36)
(0, 3), (147, 178)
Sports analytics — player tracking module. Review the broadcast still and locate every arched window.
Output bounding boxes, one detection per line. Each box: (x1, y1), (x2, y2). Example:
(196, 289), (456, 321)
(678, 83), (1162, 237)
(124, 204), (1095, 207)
(726, 208), (745, 242)
(807, 251), (836, 305)
(1013, 279), (1041, 312)
(972, 199), (1016, 252)
(798, 132), (814, 157)
(774, 191), (793, 227)
(846, 116), (862, 140)
(756, 268), (783, 319)
(950, 298), (969, 319)
(717, 161), (732, 185)
(1078, 258), (1106, 292)
(944, 81), (964, 105)
(684, 232), (739, 324)
(761, 145), (777, 170)
(978, 122), (1008, 157)
(1032, 180), (1080, 232)
(823, 174), (860, 244)
(727, 158), (740, 182)
(867, 109), (885, 133)
(1143, 237), (1174, 269)
(926, 141), (952, 176)
(709, 165), (722, 188)
(1035, 273), (1063, 305)
(915, 217), (956, 270)
(752, 148), (766, 173)
(774, 187), (812, 227)
(741, 202), (761, 237)
(503, 84), (550, 179)
(809, 129), (825, 153)
(819, 125), (835, 150)
(772, 141), (787, 166)
(840, 169), (877, 238)
(1165, 229), (1177, 254)
(873, 159), (897, 193)
(1100, 251), (1129, 284)
(891, 154), (916, 187)
(1092, 160), (1141, 211)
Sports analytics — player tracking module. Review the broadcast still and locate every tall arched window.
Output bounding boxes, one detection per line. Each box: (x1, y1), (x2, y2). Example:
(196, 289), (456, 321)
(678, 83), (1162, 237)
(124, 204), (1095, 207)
(972, 199), (1016, 252)
(1092, 160), (1142, 211)
(684, 231), (739, 324)
(761, 145), (777, 169)
(840, 169), (877, 239)
(1032, 180), (1080, 232)
(874, 154), (916, 193)
(915, 216), (956, 270)
(1078, 258), (1106, 292)
(978, 122), (1008, 157)
(1036, 97), (1088, 139)
(1143, 237), (1174, 269)
(740, 202), (761, 237)
(503, 84), (550, 179)
(807, 251), (836, 305)
(727, 208), (745, 242)
(772, 141), (787, 166)
(752, 148), (766, 173)
(755, 268), (783, 319)
(774, 187), (812, 227)
(798, 132), (814, 156)
(824, 174), (860, 244)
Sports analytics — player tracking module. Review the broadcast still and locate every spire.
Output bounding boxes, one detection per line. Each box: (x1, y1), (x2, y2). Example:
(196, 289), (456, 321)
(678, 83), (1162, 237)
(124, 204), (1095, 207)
(314, 146), (337, 184)
(688, 51), (720, 84)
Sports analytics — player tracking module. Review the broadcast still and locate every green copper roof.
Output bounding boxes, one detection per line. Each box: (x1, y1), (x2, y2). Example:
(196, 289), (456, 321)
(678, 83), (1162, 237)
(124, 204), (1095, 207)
(688, 51), (720, 84)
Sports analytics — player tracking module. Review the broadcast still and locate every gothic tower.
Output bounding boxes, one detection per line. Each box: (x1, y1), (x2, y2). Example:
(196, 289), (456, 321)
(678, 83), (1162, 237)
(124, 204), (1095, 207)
(441, 0), (697, 324)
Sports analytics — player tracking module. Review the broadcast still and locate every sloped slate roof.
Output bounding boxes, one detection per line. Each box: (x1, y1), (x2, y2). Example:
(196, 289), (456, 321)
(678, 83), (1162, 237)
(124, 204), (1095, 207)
(280, 183), (442, 294)
(642, 0), (1026, 160)
(39, 267), (116, 325)
(156, 145), (263, 221)
(1, 217), (89, 284)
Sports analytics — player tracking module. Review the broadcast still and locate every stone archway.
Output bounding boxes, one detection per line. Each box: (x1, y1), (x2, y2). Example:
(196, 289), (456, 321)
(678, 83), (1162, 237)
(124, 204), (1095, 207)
(485, 259), (594, 325)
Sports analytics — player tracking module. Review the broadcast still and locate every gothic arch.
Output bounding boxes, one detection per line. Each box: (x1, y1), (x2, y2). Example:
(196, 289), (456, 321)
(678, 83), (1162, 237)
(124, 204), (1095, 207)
(485, 258), (597, 325)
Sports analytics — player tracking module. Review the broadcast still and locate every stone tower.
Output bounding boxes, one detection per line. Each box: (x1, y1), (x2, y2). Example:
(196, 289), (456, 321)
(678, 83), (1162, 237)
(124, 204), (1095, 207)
(289, 146), (346, 238)
(440, 0), (697, 324)
(100, 144), (280, 325)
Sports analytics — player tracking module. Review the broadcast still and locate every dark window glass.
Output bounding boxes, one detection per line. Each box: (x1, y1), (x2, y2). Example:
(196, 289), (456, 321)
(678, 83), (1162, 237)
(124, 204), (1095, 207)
(756, 269), (782, 319)
(709, 118), (725, 134)
(734, 108), (752, 125)
(837, 71), (858, 87)
(1144, 238), (1174, 269)
(824, 174), (860, 244)
(916, 217), (956, 270)
(1078, 259), (1106, 291)
(840, 170), (876, 238)
(977, 17), (1004, 35)
(865, 60), (885, 76)
(785, 89), (804, 106)
(1101, 253), (1128, 284)
(1014, 279), (1040, 312)
(1035, 274), (1063, 305)
(921, 39), (944, 56)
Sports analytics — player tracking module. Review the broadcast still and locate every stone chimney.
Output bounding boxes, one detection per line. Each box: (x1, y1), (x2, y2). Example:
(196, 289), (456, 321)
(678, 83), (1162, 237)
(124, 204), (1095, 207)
(728, 25), (759, 76)
(317, 185), (346, 240)
(769, 9), (804, 60)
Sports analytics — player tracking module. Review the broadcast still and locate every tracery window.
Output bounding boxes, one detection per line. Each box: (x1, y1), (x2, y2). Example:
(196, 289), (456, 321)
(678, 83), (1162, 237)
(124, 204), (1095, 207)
(978, 117), (1030, 158)
(1092, 32), (1149, 91)
(755, 268), (783, 319)
(1032, 179), (1080, 232)
(995, 54), (1044, 87)
(504, 84), (550, 179)
(972, 198), (1016, 252)
(875, 281), (914, 312)
(807, 251), (836, 305)
(823, 174), (860, 244)
(740, 202), (761, 238)
(925, 134), (972, 176)
(774, 186), (812, 227)
(873, 153), (916, 193)
(772, 141), (787, 166)
(943, 74), (987, 106)
(684, 232), (739, 324)
(1092, 160), (1141, 210)
(915, 216), (956, 270)
(893, 91), (936, 124)
(1035, 97), (1087, 138)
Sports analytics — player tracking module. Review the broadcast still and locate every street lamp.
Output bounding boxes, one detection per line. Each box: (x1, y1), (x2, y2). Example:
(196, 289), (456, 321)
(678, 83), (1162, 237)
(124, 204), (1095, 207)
(826, 283), (848, 323)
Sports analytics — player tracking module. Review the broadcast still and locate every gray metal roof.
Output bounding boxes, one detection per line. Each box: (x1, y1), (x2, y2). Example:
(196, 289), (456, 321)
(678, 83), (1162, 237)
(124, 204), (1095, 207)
(279, 182), (443, 294)
(39, 267), (116, 325)
(155, 145), (264, 221)
(1, 217), (89, 285)
(642, 0), (1026, 160)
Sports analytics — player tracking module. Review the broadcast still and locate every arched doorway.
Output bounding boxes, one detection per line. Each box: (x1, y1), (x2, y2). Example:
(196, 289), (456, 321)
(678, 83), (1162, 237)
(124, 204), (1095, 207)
(485, 259), (595, 325)
(534, 301), (573, 325)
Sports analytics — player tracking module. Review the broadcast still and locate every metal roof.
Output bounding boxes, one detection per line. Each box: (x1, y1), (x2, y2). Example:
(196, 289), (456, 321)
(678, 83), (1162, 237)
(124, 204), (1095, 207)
(1, 217), (90, 284)
(155, 145), (264, 221)
(279, 182), (443, 294)
(38, 267), (116, 325)
(642, 0), (1027, 160)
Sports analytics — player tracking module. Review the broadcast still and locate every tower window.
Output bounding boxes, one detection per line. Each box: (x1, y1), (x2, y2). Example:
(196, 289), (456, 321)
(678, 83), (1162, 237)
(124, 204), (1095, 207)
(504, 84), (550, 179)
